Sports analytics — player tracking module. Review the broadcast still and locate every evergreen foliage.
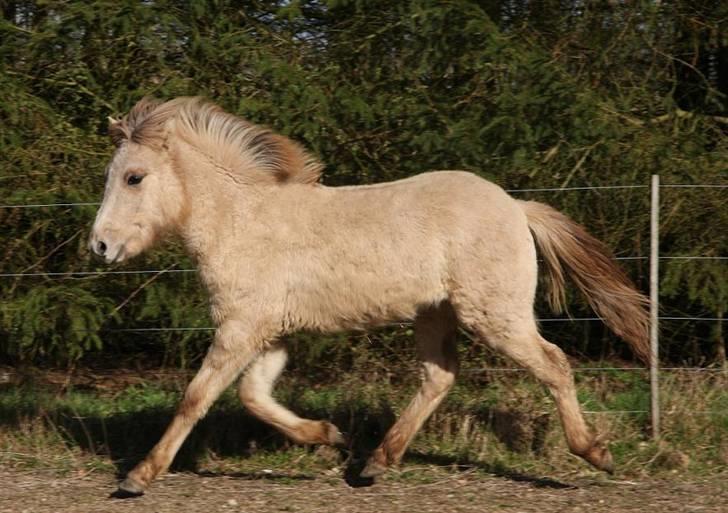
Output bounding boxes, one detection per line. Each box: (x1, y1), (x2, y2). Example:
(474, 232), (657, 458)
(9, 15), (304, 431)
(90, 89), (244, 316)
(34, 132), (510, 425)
(1, 1), (725, 367)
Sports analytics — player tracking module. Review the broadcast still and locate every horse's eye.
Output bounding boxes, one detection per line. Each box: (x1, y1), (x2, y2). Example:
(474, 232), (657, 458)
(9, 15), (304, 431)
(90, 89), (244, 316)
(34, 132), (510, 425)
(127, 174), (144, 186)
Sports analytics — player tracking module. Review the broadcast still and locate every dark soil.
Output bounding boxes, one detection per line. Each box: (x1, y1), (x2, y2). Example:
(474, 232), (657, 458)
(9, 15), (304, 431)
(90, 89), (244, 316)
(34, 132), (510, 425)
(1, 467), (726, 513)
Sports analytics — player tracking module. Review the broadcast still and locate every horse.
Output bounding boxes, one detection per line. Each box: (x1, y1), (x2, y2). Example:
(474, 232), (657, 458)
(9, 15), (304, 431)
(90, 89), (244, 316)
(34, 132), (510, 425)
(89, 97), (650, 496)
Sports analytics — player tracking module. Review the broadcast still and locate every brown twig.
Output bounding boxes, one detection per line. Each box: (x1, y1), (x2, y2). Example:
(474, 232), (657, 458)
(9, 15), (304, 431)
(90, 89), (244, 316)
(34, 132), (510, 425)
(109, 263), (178, 318)
(19, 229), (84, 274)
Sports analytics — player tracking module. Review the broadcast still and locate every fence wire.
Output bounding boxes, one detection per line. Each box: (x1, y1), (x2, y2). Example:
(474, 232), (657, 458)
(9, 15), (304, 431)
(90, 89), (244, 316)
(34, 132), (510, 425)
(0, 180), (725, 210)
(1, 182), (724, 327)
(2, 254), (726, 278)
(1, 181), (725, 418)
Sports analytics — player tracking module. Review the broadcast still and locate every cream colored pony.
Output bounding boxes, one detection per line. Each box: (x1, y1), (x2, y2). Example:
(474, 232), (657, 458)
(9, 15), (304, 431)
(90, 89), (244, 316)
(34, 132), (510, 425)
(90, 97), (649, 496)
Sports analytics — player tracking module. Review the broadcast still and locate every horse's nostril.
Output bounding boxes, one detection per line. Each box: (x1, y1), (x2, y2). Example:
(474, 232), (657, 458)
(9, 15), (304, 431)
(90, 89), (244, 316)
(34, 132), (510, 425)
(97, 241), (107, 256)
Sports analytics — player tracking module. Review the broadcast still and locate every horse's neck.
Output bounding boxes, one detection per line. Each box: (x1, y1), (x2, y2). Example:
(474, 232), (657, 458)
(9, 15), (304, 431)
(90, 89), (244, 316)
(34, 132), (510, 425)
(172, 140), (262, 260)
(170, 138), (331, 291)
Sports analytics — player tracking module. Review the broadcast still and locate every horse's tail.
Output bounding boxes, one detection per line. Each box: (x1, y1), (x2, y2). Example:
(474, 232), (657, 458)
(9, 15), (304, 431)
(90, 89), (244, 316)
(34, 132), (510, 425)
(518, 200), (651, 364)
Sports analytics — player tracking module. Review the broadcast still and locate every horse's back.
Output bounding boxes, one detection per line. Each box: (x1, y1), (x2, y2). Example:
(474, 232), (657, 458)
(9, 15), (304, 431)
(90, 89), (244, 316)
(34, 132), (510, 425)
(278, 171), (536, 331)
(348, 170), (531, 263)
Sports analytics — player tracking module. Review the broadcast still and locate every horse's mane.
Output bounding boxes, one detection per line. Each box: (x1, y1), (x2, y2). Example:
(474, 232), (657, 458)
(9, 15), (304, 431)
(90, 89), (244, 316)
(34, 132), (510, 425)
(109, 97), (323, 185)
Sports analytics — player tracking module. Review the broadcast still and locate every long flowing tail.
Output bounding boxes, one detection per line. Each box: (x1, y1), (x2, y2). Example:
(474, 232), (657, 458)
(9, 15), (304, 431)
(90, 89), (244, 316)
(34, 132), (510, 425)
(518, 200), (650, 364)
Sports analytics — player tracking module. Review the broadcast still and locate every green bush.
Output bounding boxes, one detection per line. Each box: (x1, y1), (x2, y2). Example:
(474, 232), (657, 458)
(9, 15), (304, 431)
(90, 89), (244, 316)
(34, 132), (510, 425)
(1, 1), (725, 366)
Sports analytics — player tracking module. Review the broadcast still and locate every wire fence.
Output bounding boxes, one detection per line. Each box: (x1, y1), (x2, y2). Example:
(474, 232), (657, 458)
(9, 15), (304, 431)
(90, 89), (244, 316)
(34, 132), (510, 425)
(0, 181), (725, 210)
(1, 179), (726, 425)
(1, 181), (724, 315)
(2, 255), (726, 278)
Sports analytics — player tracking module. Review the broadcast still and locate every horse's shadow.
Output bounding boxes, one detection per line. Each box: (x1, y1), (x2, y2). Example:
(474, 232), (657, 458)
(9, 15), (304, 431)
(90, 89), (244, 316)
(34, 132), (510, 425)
(0, 385), (572, 490)
(0, 388), (396, 479)
(404, 452), (575, 489)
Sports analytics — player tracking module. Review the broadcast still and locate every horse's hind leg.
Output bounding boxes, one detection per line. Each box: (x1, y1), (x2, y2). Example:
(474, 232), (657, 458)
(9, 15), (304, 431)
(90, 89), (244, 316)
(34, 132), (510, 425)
(462, 313), (613, 473)
(238, 343), (344, 446)
(361, 302), (459, 478)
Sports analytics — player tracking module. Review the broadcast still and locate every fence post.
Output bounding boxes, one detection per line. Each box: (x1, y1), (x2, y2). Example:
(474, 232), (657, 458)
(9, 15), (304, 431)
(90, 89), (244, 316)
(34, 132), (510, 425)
(650, 174), (660, 439)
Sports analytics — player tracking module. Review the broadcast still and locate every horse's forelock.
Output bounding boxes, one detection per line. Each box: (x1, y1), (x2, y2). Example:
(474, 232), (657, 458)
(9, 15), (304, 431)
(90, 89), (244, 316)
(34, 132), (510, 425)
(109, 97), (167, 148)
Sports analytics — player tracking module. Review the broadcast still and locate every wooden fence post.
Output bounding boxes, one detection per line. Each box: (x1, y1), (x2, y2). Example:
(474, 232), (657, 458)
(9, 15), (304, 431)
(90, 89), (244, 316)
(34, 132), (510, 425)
(650, 174), (660, 439)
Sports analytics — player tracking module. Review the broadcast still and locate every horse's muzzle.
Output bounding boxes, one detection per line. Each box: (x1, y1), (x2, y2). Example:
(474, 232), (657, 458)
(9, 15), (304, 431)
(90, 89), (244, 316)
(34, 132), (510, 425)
(89, 232), (125, 263)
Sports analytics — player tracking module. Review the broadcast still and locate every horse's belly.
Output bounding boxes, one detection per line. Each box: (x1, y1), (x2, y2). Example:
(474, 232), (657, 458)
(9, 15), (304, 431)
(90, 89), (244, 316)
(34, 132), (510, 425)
(283, 263), (447, 333)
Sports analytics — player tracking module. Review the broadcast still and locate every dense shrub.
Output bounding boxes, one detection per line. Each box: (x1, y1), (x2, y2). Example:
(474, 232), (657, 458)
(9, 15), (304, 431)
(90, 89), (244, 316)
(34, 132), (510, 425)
(0, 1), (725, 367)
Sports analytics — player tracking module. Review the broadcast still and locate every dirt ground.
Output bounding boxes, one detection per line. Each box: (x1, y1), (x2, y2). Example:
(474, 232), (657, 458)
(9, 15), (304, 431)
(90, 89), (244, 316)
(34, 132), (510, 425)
(1, 467), (727, 513)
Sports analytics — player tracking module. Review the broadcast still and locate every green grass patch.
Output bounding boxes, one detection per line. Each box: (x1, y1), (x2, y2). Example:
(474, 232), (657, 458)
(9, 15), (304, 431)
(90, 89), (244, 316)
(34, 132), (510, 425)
(0, 368), (725, 481)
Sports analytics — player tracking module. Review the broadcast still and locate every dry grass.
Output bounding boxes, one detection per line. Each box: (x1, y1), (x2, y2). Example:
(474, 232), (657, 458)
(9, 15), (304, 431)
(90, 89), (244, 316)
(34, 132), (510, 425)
(0, 367), (725, 480)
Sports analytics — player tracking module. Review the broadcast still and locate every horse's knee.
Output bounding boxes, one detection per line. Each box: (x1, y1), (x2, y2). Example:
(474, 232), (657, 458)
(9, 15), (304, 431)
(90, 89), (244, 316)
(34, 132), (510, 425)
(238, 380), (272, 422)
(238, 393), (257, 416)
(178, 382), (215, 419)
(213, 320), (250, 353)
(237, 378), (257, 407)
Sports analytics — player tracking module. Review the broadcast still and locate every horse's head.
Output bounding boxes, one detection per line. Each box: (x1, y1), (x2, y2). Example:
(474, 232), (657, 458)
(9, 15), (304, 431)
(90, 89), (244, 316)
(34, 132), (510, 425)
(90, 96), (324, 263)
(89, 112), (187, 263)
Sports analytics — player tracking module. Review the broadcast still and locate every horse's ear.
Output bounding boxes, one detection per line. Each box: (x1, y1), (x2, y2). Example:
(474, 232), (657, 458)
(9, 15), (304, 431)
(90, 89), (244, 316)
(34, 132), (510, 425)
(108, 116), (127, 147)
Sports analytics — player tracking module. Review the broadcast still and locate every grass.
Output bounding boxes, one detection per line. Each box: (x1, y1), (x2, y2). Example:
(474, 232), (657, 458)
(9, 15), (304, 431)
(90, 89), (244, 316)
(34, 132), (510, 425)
(0, 365), (726, 483)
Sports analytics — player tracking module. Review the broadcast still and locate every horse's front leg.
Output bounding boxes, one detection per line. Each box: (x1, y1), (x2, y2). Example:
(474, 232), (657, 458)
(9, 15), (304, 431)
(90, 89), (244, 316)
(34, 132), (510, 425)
(117, 320), (267, 496)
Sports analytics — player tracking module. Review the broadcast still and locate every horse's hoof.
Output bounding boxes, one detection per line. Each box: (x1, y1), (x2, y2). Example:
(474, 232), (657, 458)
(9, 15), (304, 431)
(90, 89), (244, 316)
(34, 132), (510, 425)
(360, 460), (387, 479)
(327, 425), (346, 447)
(111, 477), (146, 498)
(598, 452), (615, 475)
(584, 444), (615, 474)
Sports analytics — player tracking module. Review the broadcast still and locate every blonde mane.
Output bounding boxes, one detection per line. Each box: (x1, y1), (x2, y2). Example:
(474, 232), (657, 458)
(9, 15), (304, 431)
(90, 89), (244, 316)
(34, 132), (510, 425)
(109, 97), (323, 185)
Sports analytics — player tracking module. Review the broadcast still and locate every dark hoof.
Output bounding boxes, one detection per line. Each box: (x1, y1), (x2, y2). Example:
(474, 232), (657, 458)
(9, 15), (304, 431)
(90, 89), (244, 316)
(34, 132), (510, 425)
(360, 459), (387, 479)
(110, 477), (145, 498)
